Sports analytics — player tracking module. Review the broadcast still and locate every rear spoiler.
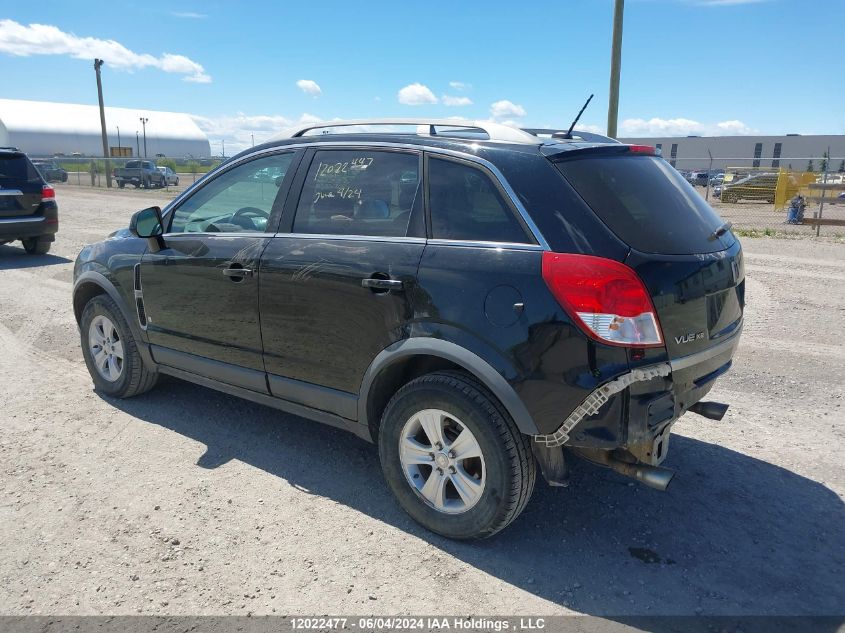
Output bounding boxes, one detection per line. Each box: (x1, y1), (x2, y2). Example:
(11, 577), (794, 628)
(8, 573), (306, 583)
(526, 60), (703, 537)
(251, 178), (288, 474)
(541, 143), (658, 162)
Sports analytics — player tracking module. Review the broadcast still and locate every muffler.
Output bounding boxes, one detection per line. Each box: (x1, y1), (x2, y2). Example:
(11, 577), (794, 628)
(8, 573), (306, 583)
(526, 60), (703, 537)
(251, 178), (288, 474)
(689, 401), (729, 421)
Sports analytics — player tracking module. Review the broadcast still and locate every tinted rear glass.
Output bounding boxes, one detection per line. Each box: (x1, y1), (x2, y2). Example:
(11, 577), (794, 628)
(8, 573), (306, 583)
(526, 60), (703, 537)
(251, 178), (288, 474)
(0, 155), (41, 184)
(555, 155), (731, 254)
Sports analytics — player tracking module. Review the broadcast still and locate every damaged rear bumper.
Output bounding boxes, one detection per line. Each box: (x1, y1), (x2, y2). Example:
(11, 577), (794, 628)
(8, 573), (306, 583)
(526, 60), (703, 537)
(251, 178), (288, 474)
(534, 362), (673, 448)
(532, 324), (742, 478)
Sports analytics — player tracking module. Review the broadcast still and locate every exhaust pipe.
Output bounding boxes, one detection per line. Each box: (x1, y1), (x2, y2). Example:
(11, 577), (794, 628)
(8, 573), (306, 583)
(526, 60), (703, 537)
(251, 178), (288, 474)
(573, 448), (675, 491)
(605, 458), (675, 491)
(607, 459), (675, 492)
(689, 401), (729, 421)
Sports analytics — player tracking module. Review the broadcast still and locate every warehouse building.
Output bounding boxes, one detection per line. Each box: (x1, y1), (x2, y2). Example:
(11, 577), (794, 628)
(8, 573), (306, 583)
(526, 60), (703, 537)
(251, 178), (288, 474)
(0, 98), (210, 159)
(617, 134), (845, 171)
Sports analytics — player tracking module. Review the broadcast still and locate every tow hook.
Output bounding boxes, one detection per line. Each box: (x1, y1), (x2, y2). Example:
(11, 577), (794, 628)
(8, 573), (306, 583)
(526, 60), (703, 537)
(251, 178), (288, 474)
(689, 401), (729, 421)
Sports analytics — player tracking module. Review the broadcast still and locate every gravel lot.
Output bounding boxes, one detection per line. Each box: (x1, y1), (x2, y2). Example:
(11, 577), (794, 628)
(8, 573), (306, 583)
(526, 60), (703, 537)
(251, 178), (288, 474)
(1, 186), (843, 617)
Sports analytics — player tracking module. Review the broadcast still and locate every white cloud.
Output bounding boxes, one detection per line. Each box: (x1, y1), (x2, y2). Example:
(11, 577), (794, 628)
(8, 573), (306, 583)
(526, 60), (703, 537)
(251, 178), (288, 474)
(620, 117), (704, 136)
(714, 119), (756, 135)
(191, 112), (323, 153)
(449, 81), (471, 91)
(619, 116), (757, 136)
(0, 19), (211, 83)
(575, 123), (605, 134)
(296, 79), (322, 97)
(398, 83), (438, 105)
(441, 95), (473, 107)
(490, 100), (526, 119)
(171, 11), (207, 18)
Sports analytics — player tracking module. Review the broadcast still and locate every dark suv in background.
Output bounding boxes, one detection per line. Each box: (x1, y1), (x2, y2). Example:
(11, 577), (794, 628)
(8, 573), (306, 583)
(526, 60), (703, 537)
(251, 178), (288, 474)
(32, 159), (69, 183)
(73, 120), (743, 539)
(0, 147), (59, 255)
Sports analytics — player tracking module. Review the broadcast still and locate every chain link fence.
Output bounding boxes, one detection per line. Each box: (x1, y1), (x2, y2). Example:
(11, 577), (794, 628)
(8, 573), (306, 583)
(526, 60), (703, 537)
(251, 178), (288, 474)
(671, 155), (845, 237)
(29, 155), (224, 194)
(28, 152), (845, 236)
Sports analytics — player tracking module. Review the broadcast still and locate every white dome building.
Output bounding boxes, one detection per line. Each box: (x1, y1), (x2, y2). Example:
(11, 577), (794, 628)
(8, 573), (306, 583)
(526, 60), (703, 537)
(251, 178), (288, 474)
(0, 98), (211, 159)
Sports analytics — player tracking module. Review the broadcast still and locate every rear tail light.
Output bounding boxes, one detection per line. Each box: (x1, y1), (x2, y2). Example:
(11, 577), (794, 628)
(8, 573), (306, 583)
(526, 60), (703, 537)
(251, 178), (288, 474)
(541, 252), (664, 348)
(41, 184), (55, 202)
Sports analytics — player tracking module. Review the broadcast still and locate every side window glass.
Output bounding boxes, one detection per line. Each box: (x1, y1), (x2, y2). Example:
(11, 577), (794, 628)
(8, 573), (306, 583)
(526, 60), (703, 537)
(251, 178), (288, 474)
(293, 150), (420, 237)
(169, 153), (294, 233)
(428, 158), (529, 243)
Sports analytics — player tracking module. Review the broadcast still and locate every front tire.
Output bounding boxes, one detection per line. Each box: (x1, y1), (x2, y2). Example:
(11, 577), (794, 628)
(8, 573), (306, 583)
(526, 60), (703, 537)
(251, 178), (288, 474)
(21, 237), (51, 255)
(80, 295), (158, 398)
(379, 371), (535, 540)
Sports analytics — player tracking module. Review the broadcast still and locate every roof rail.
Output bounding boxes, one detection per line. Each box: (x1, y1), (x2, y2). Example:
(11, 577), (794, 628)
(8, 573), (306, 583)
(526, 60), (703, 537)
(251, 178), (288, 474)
(522, 128), (621, 144)
(278, 119), (540, 144)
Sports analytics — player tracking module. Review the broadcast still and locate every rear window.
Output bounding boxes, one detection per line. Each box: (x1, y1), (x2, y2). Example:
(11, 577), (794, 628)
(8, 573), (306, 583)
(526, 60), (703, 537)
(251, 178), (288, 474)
(0, 155), (41, 184)
(555, 155), (731, 254)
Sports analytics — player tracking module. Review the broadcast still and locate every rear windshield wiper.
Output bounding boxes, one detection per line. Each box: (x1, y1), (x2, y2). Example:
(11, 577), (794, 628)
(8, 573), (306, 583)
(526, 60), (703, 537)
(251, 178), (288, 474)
(710, 221), (733, 240)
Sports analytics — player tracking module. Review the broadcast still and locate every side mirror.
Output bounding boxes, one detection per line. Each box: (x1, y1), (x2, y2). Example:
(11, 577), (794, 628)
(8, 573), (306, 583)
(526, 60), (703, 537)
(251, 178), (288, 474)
(130, 206), (164, 238)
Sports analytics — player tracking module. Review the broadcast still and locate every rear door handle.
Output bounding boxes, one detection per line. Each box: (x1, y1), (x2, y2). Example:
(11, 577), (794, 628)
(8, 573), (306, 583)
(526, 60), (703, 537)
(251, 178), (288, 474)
(362, 277), (403, 291)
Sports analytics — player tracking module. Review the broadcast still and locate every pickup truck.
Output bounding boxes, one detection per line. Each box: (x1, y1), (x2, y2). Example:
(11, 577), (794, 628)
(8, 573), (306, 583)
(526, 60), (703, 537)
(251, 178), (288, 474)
(114, 160), (165, 189)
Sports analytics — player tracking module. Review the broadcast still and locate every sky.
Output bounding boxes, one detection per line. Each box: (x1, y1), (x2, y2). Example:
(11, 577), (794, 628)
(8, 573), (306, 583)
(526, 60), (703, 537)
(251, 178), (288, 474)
(1, 0), (843, 154)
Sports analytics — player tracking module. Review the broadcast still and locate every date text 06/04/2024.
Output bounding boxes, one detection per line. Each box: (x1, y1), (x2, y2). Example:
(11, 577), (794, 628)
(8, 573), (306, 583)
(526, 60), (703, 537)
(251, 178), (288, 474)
(290, 616), (547, 630)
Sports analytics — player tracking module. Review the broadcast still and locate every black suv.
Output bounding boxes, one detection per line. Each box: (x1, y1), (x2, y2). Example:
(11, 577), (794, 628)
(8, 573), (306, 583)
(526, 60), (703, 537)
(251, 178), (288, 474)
(73, 120), (744, 539)
(0, 148), (59, 255)
(32, 159), (69, 183)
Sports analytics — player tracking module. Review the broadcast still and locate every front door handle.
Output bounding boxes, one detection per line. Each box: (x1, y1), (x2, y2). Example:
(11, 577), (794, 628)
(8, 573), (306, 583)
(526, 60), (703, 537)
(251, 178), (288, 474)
(362, 277), (403, 291)
(223, 265), (253, 279)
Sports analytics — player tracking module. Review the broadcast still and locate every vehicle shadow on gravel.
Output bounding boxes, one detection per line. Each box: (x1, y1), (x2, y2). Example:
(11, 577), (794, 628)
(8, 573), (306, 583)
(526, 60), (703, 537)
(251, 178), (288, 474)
(104, 378), (845, 618)
(0, 244), (72, 268)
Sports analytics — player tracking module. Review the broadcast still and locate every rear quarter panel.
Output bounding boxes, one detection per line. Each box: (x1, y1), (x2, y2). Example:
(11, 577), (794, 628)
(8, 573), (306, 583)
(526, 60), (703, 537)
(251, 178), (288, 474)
(414, 243), (630, 435)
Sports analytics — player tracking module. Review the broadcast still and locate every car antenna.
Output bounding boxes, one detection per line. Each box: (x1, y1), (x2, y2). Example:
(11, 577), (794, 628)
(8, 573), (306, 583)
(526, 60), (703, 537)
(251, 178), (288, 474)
(557, 94), (594, 139)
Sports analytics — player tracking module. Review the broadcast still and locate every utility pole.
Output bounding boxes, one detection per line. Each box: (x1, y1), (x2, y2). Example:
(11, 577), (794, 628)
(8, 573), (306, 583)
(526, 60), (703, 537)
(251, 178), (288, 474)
(135, 131), (140, 157)
(139, 117), (149, 158)
(116, 126), (121, 153)
(606, 0), (625, 139)
(251, 133), (254, 147)
(94, 59), (113, 187)
(222, 140), (225, 158)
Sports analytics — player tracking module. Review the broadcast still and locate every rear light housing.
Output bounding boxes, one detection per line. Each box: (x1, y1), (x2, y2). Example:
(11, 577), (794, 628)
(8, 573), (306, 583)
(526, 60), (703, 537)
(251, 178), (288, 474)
(541, 252), (664, 348)
(41, 184), (55, 202)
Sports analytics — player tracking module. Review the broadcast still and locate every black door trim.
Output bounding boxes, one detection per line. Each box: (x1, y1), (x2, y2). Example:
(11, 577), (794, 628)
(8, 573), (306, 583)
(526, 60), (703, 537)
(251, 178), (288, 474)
(157, 364), (372, 443)
(150, 345), (268, 393)
(267, 374), (358, 420)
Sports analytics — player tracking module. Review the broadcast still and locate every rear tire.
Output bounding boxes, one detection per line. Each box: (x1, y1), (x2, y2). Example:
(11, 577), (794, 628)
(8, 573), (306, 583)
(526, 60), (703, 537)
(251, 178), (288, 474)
(117, 180), (125, 189)
(21, 237), (51, 255)
(378, 371), (535, 540)
(80, 295), (158, 398)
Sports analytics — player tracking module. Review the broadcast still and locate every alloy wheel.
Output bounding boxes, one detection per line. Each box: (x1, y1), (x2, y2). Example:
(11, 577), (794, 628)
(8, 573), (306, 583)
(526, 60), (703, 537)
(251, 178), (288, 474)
(398, 409), (486, 514)
(88, 315), (124, 382)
